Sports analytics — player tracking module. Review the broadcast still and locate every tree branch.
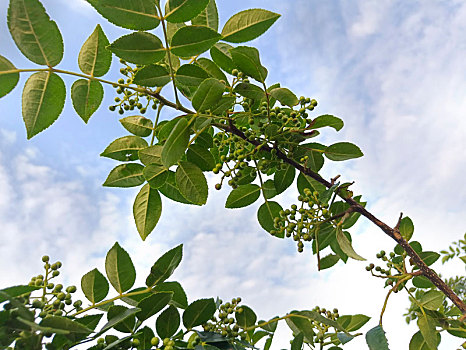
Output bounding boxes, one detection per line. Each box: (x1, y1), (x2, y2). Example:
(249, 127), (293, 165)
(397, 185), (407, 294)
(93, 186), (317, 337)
(215, 121), (466, 314)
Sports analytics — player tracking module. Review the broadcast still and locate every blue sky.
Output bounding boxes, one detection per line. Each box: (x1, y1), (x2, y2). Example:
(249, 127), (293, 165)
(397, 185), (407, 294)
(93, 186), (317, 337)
(1, 1), (465, 349)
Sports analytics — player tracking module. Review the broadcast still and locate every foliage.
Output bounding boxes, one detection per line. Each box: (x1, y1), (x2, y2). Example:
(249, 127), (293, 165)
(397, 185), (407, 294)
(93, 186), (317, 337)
(0, 0), (465, 349)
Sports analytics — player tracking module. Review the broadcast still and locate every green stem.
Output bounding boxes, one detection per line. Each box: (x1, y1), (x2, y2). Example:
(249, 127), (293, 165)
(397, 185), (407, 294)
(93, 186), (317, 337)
(71, 287), (152, 317)
(150, 103), (163, 146)
(156, 5), (181, 108)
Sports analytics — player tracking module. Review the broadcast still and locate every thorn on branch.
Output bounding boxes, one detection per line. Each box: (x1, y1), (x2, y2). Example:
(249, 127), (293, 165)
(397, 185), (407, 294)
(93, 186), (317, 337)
(330, 175), (341, 185)
(394, 213), (403, 231)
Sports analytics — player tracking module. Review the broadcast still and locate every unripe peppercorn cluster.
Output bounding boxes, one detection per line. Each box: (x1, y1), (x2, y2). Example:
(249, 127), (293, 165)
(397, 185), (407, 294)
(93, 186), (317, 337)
(365, 249), (408, 292)
(108, 59), (159, 115)
(23, 256), (83, 319)
(202, 297), (246, 340)
(270, 189), (331, 253)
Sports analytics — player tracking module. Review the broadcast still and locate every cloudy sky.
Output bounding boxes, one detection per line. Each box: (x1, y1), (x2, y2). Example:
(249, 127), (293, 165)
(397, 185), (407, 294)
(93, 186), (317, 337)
(0, 0), (465, 349)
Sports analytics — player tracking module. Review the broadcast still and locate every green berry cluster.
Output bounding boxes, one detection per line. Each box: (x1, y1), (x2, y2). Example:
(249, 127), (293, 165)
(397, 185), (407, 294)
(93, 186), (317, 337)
(24, 256), (82, 318)
(270, 189), (330, 252)
(309, 306), (341, 344)
(202, 297), (246, 340)
(108, 59), (159, 115)
(212, 134), (256, 190)
(365, 250), (407, 292)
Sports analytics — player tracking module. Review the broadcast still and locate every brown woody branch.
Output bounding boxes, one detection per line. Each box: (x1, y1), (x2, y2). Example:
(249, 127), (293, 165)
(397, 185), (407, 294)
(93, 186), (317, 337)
(215, 121), (466, 314)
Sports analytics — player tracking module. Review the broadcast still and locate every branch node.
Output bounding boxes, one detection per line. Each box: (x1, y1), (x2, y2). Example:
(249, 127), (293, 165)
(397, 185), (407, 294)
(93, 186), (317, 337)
(394, 213), (403, 230)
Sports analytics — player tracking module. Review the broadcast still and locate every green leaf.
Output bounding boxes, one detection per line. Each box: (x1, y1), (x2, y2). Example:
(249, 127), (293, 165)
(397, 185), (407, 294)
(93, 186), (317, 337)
(399, 217), (414, 241)
(22, 71), (65, 139)
(285, 313), (315, 343)
(262, 179), (277, 199)
(230, 46), (267, 82)
(409, 331), (440, 350)
(297, 173), (326, 196)
(120, 116), (153, 137)
(336, 314), (370, 332)
(192, 78), (225, 112)
(418, 251), (440, 266)
(274, 163), (295, 194)
(338, 333), (355, 345)
(412, 276), (435, 289)
(211, 96), (236, 115)
(133, 184), (162, 240)
(135, 326), (155, 349)
(165, 0), (209, 23)
(133, 64), (171, 87)
(85, 0), (159, 30)
(105, 242), (136, 294)
(221, 9), (280, 43)
(108, 32), (165, 65)
(310, 114), (344, 131)
(191, 0), (218, 31)
(235, 305), (257, 328)
(187, 143), (216, 171)
(225, 184), (261, 209)
(8, 0), (63, 66)
(146, 245), (183, 287)
(156, 305), (180, 339)
(257, 201), (283, 234)
(336, 227), (365, 261)
(319, 254), (340, 270)
(78, 25), (111, 77)
(269, 88), (298, 107)
(366, 325), (390, 350)
(291, 332), (303, 350)
(175, 64), (209, 98)
(196, 57), (228, 83)
(176, 161), (208, 205)
(81, 268), (109, 304)
(71, 79), (104, 123)
(101, 136), (148, 161)
(104, 305), (136, 333)
(136, 292), (172, 321)
(293, 143), (325, 172)
(325, 142), (363, 161)
(95, 307), (140, 336)
(0, 55), (19, 98)
(419, 290), (443, 310)
(233, 82), (265, 100)
(162, 118), (190, 168)
(40, 316), (92, 334)
(210, 43), (235, 74)
(154, 281), (188, 309)
(183, 298), (216, 329)
(417, 315), (438, 349)
(144, 164), (169, 188)
(159, 170), (192, 204)
(0, 285), (40, 303)
(139, 145), (163, 166)
(171, 25), (221, 57)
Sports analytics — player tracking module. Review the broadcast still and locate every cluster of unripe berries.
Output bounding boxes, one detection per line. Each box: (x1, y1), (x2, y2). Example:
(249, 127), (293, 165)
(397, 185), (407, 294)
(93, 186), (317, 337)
(365, 250), (407, 292)
(23, 256), (83, 317)
(307, 306), (340, 343)
(271, 189), (330, 252)
(108, 59), (158, 115)
(202, 297), (246, 340)
(213, 134), (255, 190)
